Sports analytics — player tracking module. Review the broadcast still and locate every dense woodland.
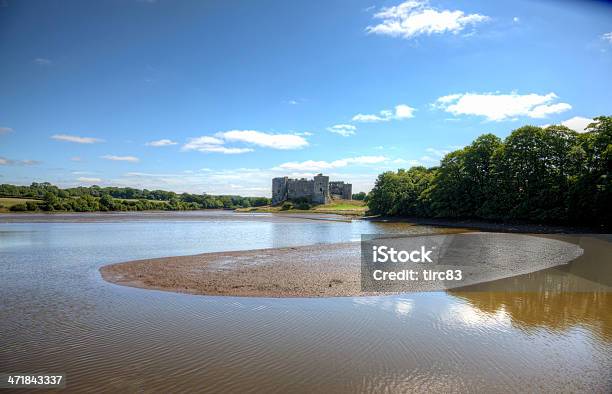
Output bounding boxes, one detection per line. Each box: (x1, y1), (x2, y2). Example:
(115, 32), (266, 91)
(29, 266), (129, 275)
(0, 183), (270, 212)
(366, 116), (611, 227)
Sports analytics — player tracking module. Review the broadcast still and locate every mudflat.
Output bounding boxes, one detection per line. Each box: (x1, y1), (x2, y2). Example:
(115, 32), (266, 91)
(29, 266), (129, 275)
(100, 233), (584, 297)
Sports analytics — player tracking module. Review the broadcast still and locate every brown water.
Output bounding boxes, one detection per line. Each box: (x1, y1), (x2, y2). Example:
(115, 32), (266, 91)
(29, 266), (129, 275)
(1, 211), (610, 392)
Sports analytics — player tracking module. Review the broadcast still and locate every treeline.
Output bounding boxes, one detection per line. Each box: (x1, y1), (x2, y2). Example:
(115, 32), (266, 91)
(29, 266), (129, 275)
(0, 183), (270, 212)
(367, 116), (611, 227)
(352, 192), (367, 201)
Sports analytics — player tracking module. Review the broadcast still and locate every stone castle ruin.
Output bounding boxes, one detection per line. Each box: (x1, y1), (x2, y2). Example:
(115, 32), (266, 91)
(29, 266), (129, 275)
(272, 174), (352, 205)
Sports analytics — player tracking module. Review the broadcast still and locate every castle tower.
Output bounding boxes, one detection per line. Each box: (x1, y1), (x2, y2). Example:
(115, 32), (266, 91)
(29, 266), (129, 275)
(312, 173), (330, 204)
(271, 177), (288, 205)
(342, 183), (352, 200)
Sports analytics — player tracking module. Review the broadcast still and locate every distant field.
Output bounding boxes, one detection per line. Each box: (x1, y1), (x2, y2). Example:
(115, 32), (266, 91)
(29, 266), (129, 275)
(236, 199), (368, 216)
(312, 200), (365, 212)
(0, 197), (42, 211)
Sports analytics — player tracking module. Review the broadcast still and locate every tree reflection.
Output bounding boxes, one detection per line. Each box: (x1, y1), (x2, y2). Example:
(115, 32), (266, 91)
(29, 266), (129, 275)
(451, 235), (612, 341)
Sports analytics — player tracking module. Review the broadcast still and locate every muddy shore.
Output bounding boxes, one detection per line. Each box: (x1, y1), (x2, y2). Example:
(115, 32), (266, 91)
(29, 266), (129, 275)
(101, 242), (363, 297)
(100, 233), (584, 297)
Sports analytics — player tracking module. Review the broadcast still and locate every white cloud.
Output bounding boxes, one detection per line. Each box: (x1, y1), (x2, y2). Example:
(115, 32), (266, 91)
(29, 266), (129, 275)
(182, 131), (308, 154)
(394, 104), (416, 119)
(146, 139), (178, 147)
(117, 168), (274, 196)
(101, 155), (139, 162)
(392, 158), (425, 167)
(218, 130), (309, 150)
(419, 155), (438, 163)
(34, 58), (52, 65)
(555, 116), (593, 133)
(327, 124), (356, 136)
(125, 172), (175, 177)
(0, 127), (13, 134)
(352, 113), (389, 122)
(275, 156), (387, 172)
(195, 146), (253, 154)
(352, 104), (415, 122)
(366, 0), (489, 40)
(87, 162), (384, 196)
(182, 136), (251, 154)
(602, 32), (612, 44)
(70, 156), (82, 162)
(77, 177), (102, 183)
(435, 92), (572, 121)
(52, 134), (104, 144)
(183, 136), (224, 149)
(425, 147), (451, 158)
(0, 157), (40, 166)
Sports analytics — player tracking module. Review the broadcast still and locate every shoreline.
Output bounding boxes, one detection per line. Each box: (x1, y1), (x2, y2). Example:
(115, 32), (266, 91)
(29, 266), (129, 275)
(1, 210), (605, 232)
(366, 216), (606, 234)
(100, 233), (584, 298)
(0, 210), (351, 223)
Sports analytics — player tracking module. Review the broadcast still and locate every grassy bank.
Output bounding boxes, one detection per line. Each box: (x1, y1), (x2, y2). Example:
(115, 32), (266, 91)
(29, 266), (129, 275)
(0, 197), (42, 212)
(236, 200), (368, 216)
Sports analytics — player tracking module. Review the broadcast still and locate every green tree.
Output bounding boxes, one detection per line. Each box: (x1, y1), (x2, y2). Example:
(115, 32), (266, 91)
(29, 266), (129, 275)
(43, 191), (59, 211)
(99, 194), (115, 211)
(352, 192), (367, 200)
(9, 203), (27, 212)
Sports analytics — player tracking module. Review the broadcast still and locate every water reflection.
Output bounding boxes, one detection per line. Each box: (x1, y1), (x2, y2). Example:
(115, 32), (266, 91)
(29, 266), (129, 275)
(451, 235), (612, 342)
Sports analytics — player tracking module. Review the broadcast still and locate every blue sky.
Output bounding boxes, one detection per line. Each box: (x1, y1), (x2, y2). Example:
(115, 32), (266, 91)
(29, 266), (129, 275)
(1, 0), (611, 196)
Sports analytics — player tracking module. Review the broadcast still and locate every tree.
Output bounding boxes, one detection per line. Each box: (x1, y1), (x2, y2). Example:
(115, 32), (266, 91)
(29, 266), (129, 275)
(366, 167), (434, 216)
(352, 192), (367, 201)
(43, 191), (59, 211)
(567, 116), (612, 225)
(99, 194), (115, 211)
(10, 203), (27, 212)
(365, 117), (610, 227)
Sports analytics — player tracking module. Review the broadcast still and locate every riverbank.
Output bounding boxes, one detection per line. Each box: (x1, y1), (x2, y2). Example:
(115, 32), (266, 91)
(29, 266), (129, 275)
(235, 200), (368, 217)
(368, 216), (606, 234)
(0, 210), (358, 223)
(100, 232), (584, 297)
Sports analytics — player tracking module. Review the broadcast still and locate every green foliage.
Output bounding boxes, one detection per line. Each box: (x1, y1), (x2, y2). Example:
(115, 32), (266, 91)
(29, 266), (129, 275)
(367, 116), (612, 227)
(0, 182), (271, 213)
(25, 201), (39, 211)
(296, 201), (311, 210)
(367, 167), (435, 217)
(9, 203), (27, 212)
(352, 192), (367, 200)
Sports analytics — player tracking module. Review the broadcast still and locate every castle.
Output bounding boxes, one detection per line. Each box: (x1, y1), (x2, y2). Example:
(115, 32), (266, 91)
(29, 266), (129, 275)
(272, 174), (352, 205)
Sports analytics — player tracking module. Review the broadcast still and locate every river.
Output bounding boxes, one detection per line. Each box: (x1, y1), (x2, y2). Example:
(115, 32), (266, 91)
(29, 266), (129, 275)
(1, 211), (610, 392)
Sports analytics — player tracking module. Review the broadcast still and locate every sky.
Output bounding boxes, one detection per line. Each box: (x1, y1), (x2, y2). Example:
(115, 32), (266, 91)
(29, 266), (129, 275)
(1, 0), (611, 197)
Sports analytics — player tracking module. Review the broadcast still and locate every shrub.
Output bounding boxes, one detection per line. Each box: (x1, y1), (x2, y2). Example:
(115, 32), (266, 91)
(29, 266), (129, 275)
(9, 203), (27, 212)
(296, 201), (311, 210)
